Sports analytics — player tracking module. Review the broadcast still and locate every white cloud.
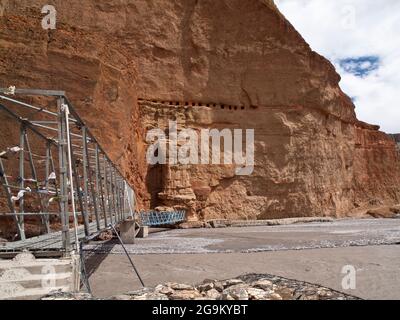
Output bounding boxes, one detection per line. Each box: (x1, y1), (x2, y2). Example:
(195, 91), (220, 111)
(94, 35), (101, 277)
(275, 0), (400, 133)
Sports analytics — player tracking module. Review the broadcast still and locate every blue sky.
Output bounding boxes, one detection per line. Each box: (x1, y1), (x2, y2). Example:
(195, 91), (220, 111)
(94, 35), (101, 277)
(339, 56), (380, 78)
(275, 0), (400, 133)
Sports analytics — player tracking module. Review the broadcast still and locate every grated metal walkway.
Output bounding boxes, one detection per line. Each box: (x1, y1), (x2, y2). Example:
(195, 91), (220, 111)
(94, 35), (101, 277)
(0, 219), (110, 253)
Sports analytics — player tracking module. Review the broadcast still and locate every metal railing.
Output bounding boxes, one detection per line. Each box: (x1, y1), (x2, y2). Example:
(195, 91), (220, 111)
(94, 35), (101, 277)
(0, 88), (136, 254)
(139, 210), (186, 226)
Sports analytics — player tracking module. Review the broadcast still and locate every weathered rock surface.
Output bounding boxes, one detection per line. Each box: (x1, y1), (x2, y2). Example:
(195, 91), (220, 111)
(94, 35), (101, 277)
(41, 273), (361, 300)
(1, 0), (400, 226)
(367, 205), (400, 219)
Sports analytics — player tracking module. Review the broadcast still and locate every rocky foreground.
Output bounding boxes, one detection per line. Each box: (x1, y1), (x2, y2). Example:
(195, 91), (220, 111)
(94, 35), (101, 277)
(42, 274), (360, 301)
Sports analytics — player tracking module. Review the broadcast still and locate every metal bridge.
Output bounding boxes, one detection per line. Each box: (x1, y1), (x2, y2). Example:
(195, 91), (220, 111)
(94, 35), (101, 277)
(139, 210), (186, 226)
(0, 88), (136, 257)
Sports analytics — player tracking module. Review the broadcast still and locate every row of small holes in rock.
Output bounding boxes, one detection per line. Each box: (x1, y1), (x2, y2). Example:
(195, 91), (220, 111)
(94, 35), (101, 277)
(138, 99), (246, 110)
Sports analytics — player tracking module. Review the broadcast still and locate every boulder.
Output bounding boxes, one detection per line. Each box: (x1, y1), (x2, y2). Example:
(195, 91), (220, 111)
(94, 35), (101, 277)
(205, 289), (221, 300)
(367, 207), (396, 219)
(169, 290), (202, 300)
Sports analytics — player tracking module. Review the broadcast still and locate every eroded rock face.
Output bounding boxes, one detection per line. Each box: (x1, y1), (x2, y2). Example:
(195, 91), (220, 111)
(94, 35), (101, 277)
(1, 0), (399, 222)
(140, 99), (400, 220)
(132, 0), (400, 219)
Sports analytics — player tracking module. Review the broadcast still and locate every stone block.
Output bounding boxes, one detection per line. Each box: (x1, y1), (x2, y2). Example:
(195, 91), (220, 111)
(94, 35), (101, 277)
(119, 220), (137, 244)
(137, 226), (149, 238)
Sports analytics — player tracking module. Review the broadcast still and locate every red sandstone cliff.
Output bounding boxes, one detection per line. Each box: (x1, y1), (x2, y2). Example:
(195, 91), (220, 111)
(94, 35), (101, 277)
(0, 0), (399, 223)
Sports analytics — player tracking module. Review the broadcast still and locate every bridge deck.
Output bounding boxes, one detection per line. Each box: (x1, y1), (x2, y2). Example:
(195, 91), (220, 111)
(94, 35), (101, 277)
(0, 219), (108, 253)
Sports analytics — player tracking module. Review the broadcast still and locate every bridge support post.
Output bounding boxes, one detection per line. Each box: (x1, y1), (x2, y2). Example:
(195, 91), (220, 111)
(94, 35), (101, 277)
(83, 127), (101, 231)
(57, 97), (71, 253)
(0, 158), (25, 240)
(95, 145), (107, 229)
(81, 126), (92, 232)
(44, 142), (53, 233)
(111, 168), (118, 223)
(119, 220), (138, 244)
(18, 124), (26, 240)
(104, 158), (113, 225)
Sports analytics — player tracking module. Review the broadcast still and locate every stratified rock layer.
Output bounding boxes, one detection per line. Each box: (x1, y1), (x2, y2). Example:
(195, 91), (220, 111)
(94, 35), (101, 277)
(1, 0), (400, 223)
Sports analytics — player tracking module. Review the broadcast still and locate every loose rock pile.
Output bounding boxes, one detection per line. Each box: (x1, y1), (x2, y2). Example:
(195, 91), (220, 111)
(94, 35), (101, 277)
(117, 274), (360, 301)
(41, 273), (361, 300)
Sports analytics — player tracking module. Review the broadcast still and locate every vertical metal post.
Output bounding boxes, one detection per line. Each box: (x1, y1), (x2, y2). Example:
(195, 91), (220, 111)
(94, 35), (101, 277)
(108, 164), (114, 223)
(118, 178), (123, 220)
(45, 143), (50, 188)
(114, 176), (119, 222)
(119, 180), (123, 220)
(45, 141), (51, 230)
(104, 158), (113, 225)
(82, 127), (92, 226)
(114, 173), (120, 222)
(18, 124), (26, 239)
(49, 146), (62, 213)
(83, 127), (100, 230)
(120, 179), (127, 220)
(120, 179), (125, 220)
(96, 146), (107, 228)
(24, 132), (37, 179)
(44, 141), (51, 220)
(24, 132), (48, 233)
(64, 104), (80, 253)
(110, 166), (118, 223)
(57, 97), (71, 252)
(69, 143), (88, 237)
(0, 158), (25, 240)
